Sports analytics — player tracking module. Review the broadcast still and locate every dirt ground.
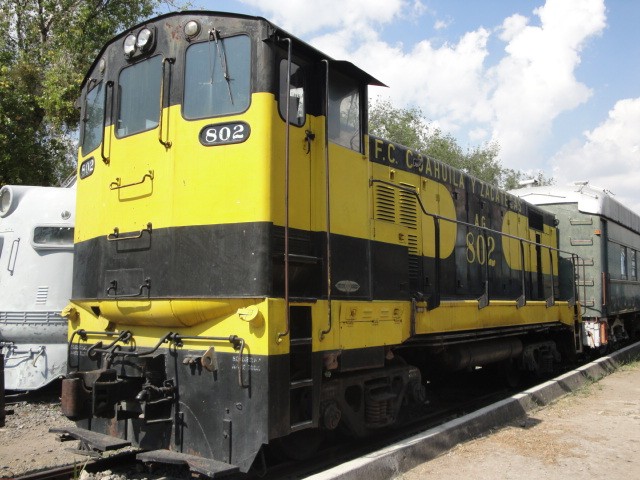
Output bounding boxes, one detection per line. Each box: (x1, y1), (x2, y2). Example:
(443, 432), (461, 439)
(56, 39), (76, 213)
(397, 362), (640, 480)
(0, 387), (88, 477)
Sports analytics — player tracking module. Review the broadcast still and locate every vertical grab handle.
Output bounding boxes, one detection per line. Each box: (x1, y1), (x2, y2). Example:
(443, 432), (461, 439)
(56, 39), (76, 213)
(158, 58), (175, 148)
(101, 81), (114, 164)
(7, 238), (20, 275)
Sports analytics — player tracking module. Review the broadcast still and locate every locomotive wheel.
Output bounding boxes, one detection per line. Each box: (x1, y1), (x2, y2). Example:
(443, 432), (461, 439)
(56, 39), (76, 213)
(503, 360), (522, 389)
(270, 429), (325, 461)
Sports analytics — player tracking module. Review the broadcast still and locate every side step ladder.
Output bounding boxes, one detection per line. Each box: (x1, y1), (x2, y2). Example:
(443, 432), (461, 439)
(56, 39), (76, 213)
(50, 426), (131, 453)
(137, 450), (238, 478)
(288, 303), (319, 432)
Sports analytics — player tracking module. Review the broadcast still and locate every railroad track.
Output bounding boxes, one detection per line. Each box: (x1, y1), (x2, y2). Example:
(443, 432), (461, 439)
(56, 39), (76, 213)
(13, 451), (138, 480)
(11, 345), (634, 480)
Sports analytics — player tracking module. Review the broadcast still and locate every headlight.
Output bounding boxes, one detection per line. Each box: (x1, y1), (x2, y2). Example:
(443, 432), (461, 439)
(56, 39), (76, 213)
(123, 34), (137, 57)
(0, 186), (13, 217)
(136, 28), (153, 51)
(184, 20), (200, 39)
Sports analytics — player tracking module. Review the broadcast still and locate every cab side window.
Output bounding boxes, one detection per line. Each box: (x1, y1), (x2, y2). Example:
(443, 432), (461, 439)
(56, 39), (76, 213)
(279, 60), (305, 126)
(328, 70), (361, 152)
(81, 81), (105, 155)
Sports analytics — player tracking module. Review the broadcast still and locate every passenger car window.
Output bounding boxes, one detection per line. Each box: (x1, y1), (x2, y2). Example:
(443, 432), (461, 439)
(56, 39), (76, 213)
(279, 60), (305, 126)
(184, 35), (251, 119)
(116, 56), (162, 137)
(621, 246), (627, 278)
(328, 71), (361, 152)
(81, 82), (105, 155)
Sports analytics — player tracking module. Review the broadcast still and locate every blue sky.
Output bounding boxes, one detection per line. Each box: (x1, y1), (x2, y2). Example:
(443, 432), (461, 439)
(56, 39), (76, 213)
(195, 0), (640, 212)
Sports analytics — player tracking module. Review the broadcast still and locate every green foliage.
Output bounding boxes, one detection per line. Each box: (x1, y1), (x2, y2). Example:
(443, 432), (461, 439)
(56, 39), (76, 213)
(0, 0), (162, 186)
(369, 97), (554, 188)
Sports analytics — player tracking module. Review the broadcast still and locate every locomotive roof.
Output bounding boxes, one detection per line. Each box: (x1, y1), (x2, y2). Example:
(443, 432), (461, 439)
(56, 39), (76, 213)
(81, 10), (386, 90)
(511, 182), (640, 235)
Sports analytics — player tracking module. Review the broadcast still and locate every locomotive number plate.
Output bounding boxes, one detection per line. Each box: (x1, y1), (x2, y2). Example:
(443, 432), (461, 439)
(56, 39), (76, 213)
(199, 122), (251, 146)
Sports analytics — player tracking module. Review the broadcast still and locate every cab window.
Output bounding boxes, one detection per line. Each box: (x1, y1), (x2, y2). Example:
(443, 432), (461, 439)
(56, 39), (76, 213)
(279, 60), (305, 126)
(81, 82), (105, 155)
(116, 56), (162, 137)
(33, 226), (74, 249)
(183, 35), (251, 119)
(329, 71), (361, 152)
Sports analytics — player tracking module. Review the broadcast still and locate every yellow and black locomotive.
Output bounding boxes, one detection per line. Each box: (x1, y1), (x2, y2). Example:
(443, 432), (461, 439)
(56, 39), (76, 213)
(60, 11), (580, 475)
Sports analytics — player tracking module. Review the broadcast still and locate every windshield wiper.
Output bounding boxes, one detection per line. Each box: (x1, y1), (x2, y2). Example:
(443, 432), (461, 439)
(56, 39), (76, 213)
(210, 28), (234, 104)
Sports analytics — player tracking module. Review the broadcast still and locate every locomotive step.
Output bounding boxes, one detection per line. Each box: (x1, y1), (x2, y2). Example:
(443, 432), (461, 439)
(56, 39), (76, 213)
(137, 450), (239, 478)
(290, 420), (314, 432)
(287, 253), (321, 264)
(49, 426), (131, 452)
(289, 378), (314, 389)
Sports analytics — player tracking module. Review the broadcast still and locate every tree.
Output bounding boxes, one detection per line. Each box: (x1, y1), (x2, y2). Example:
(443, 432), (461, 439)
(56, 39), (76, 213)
(368, 98), (553, 188)
(0, 0), (161, 186)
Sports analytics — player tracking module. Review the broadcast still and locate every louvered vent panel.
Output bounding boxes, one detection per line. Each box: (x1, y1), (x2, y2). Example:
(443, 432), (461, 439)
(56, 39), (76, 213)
(374, 184), (396, 223)
(407, 234), (419, 256)
(399, 186), (418, 229)
(36, 286), (49, 305)
(407, 234), (420, 282)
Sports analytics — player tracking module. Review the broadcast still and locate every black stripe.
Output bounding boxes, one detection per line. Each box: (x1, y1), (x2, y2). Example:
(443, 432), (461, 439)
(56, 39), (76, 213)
(74, 221), (557, 302)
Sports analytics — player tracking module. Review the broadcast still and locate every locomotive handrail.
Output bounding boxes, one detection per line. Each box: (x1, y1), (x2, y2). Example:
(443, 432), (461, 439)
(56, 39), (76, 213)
(547, 248), (556, 307)
(100, 81), (114, 165)
(105, 277), (151, 298)
(106, 222), (152, 242)
(517, 241), (527, 308)
(574, 253), (583, 312)
(320, 58), (333, 340)
(7, 238), (19, 276)
(277, 37), (293, 344)
(109, 170), (154, 190)
(370, 179), (583, 309)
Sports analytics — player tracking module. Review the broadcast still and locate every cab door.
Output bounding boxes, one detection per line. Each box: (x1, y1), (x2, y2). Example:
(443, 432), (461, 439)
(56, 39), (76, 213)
(322, 67), (372, 300)
(279, 57), (311, 235)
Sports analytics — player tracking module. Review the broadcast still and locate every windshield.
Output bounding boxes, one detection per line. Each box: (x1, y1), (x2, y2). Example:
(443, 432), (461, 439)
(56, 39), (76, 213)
(116, 56), (162, 137)
(82, 82), (105, 155)
(183, 34), (251, 119)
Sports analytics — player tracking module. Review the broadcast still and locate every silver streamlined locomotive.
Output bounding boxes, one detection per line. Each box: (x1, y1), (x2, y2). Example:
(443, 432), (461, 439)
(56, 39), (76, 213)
(0, 183), (75, 390)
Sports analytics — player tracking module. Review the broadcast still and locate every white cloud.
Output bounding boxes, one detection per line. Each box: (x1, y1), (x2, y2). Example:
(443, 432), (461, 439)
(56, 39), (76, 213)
(232, 0), (612, 178)
(434, 18), (451, 31)
(486, 0), (606, 169)
(234, 0), (409, 36)
(277, 0), (607, 172)
(552, 97), (640, 212)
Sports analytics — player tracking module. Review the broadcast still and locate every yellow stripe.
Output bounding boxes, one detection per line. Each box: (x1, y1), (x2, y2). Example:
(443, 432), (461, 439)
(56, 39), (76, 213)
(68, 297), (576, 356)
